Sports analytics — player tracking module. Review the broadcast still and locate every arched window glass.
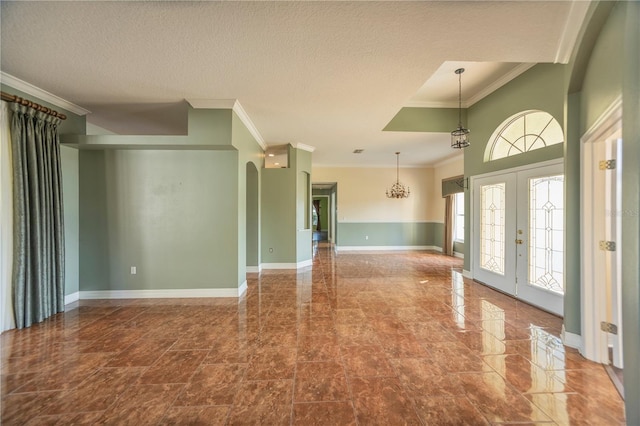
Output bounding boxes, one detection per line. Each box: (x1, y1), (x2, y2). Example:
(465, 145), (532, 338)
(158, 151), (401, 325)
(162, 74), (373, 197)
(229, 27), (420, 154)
(484, 110), (564, 161)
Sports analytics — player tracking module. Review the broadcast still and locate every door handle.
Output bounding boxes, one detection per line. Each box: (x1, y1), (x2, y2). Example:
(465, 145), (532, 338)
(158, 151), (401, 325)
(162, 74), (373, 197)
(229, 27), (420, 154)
(515, 239), (523, 245)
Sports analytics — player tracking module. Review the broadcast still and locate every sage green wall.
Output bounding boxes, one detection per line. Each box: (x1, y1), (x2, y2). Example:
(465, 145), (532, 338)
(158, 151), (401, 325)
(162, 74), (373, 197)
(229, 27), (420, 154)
(453, 241), (464, 254)
(572, 0), (640, 418)
(62, 107), (232, 149)
(337, 222), (441, 248)
(462, 64), (566, 272)
(246, 163), (259, 268)
(1, 84), (85, 298)
(232, 111), (263, 277)
(621, 2), (640, 421)
(313, 197), (328, 231)
(384, 108), (464, 132)
(60, 146), (79, 296)
(293, 148), (313, 264)
(261, 167), (297, 263)
(79, 149), (239, 291)
(563, 92), (581, 335)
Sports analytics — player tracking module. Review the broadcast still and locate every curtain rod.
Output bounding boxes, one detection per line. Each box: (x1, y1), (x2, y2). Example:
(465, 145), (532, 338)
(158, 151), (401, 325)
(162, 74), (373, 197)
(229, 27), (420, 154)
(1, 91), (67, 120)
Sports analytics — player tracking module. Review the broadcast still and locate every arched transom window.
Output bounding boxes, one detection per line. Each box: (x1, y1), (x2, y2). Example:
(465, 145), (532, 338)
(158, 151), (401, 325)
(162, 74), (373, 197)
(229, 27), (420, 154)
(484, 110), (564, 161)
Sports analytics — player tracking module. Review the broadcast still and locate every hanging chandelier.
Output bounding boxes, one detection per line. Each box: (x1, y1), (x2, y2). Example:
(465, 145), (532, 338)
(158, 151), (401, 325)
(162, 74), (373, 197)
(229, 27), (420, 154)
(451, 68), (470, 149)
(386, 152), (410, 199)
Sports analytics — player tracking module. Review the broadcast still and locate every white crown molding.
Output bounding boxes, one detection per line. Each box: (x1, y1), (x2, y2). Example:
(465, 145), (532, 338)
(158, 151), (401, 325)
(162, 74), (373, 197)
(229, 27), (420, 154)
(466, 63), (536, 107)
(554, 0), (591, 64)
(312, 163), (433, 169)
(1, 72), (91, 116)
(293, 143), (316, 153)
(186, 98), (266, 150)
(404, 100), (458, 109)
(405, 63), (536, 110)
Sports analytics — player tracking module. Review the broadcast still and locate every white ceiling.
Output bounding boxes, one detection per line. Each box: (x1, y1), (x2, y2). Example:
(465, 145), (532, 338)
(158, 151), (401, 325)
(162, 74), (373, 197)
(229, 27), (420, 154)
(0, 1), (589, 167)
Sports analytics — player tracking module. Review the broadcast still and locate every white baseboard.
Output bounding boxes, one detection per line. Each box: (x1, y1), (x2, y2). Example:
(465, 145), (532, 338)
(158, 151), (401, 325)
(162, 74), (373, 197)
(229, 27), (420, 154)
(462, 269), (472, 278)
(79, 286), (245, 299)
(261, 259), (313, 270)
(238, 281), (248, 297)
(336, 245), (442, 252)
(65, 292), (80, 305)
(561, 325), (583, 351)
(246, 266), (261, 273)
(453, 251), (464, 259)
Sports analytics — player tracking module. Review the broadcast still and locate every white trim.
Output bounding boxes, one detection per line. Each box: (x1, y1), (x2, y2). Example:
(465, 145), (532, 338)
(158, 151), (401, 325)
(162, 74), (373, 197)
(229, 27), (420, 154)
(79, 287), (245, 299)
(580, 97), (623, 364)
(293, 143), (316, 153)
(186, 98), (266, 150)
(261, 259), (313, 270)
(337, 245), (441, 252)
(469, 158), (563, 182)
(238, 281), (248, 297)
(0, 72), (91, 116)
(554, 1), (591, 64)
(246, 266), (261, 273)
(453, 251), (464, 259)
(338, 220), (440, 224)
(64, 292), (80, 305)
(462, 269), (472, 279)
(561, 325), (583, 352)
(433, 153), (464, 168)
(232, 101), (267, 150)
(467, 63), (536, 107)
(581, 95), (623, 143)
(404, 64), (535, 109)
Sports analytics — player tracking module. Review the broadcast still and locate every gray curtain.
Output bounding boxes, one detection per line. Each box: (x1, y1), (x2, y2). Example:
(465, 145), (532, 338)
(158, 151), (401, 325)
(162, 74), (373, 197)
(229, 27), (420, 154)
(10, 103), (65, 329)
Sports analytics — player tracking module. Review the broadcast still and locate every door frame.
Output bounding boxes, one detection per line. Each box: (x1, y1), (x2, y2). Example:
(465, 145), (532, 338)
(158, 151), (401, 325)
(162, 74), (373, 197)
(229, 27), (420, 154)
(470, 158), (563, 306)
(580, 96), (623, 364)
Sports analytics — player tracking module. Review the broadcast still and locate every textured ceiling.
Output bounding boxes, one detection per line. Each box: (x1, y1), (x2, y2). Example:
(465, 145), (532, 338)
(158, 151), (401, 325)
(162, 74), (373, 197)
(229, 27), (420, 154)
(0, 1), (587, 167)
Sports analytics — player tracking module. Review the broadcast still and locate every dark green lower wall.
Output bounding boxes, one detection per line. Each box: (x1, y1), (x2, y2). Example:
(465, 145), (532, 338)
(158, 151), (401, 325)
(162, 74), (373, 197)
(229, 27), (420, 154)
(337, 222), (443, 248)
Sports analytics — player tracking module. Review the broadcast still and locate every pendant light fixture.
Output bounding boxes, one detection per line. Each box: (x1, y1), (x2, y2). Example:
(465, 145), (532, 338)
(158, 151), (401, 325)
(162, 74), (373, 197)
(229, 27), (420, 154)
(451, 68), (470, 149)
(386, 152), (410, 199)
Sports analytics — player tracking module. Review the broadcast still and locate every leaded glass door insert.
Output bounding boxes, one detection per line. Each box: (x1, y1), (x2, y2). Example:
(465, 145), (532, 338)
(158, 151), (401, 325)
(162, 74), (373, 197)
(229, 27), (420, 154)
(528, 175), (564, 294)
(473, 174), (517, 297)
(480, 183), (506, 275)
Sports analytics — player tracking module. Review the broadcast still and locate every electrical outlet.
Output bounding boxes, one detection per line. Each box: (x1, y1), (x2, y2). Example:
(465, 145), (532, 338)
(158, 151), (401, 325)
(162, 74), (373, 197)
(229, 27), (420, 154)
(130, 266), (137, 275)
(365, 235), (368, 240)
(269, 248), (273, 253)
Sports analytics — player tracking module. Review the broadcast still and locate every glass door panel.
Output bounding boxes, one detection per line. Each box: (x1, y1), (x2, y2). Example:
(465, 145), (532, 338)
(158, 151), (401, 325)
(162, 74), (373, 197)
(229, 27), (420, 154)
(472, 174), (516, 296)
(517, 164), (564, 316)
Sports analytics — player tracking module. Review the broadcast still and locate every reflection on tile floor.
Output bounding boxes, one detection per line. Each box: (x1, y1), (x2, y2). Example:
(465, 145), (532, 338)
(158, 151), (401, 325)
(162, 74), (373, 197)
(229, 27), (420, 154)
(1, 245), (626, 425)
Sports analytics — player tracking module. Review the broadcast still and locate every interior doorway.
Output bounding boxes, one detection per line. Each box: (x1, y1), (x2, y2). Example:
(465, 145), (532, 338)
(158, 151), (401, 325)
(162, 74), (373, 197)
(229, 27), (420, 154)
(581, 98), (623, 397)
(312, 183), (337, 244)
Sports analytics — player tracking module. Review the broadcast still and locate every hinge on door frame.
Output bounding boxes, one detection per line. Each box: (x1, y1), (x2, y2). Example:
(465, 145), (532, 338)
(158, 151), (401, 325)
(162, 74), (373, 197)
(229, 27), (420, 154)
(601, 321), (618, 335)
(599, 159), (616, 170)
(599, 241), (616, 251)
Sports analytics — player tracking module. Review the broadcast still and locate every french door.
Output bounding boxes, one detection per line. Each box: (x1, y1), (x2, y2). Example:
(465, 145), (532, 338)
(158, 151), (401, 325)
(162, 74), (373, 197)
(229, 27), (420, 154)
(472, 162), (564, 316)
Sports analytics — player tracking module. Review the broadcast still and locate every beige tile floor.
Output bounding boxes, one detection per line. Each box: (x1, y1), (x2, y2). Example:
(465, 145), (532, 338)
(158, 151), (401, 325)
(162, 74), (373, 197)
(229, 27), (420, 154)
(1, 245), (626, 425)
